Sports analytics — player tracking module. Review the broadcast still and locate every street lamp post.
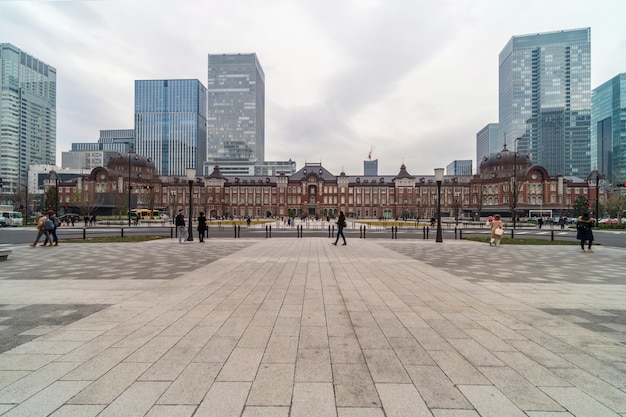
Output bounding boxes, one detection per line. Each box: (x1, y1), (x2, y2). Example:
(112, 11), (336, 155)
(434, 168), (444, 242)
(120, 151), (140, 227)
(48, 170), (59, 215)
(186, 168), (195, 241)
(512, 138), (521, 229)
(586, 170), (604, 225)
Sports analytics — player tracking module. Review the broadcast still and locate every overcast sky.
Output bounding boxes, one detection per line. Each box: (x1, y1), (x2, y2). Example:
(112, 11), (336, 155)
(1, 0), (625, 176)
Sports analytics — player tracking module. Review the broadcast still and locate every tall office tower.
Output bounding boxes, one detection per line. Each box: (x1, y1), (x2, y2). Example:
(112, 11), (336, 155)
(71, 129), (134, 154)
(446, 160), (473, 176)
(99, 129), (134, 153)
(206, 53), (265, 165)
(591, 73), (626, 183)
(499, 28), (591, 177)
(476, 123), (500, 172)
(134, 80), (207, 176)
(364, 159), (378, 176)
(0, 43), (56, 194)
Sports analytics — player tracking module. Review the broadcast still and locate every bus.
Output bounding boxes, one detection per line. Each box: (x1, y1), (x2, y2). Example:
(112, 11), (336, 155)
(1, 211), (24, 227)
(130, 209), (160, 220)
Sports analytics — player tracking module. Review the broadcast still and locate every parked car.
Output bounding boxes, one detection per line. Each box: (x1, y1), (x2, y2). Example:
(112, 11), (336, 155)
(0, 215), (7, 227)
(598, 218), (619, 224)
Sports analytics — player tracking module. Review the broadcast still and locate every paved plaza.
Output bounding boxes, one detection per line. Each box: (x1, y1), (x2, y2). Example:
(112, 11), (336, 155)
(0, 237), (624, 417)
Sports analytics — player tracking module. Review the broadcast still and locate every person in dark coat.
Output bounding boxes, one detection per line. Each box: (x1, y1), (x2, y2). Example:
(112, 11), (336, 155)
(333, 211), (347, 246)
(197, 211), (207, 242)
(576, 212), (595, 252)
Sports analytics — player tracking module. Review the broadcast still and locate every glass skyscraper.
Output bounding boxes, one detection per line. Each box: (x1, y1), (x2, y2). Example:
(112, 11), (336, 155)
(206, 53), (265, 165)
(591, 73), (626, 183)
(0, 43), (56, 194)
(499, 28), (591, 177)
(476, 123), (500, 172)
(134, 80), (207, 176)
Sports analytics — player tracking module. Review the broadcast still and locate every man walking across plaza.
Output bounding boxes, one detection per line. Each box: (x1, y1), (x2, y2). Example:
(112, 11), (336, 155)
(175, 209), (188, 243)
(30, 211), (51, 247)
(43, 210), (60, 246)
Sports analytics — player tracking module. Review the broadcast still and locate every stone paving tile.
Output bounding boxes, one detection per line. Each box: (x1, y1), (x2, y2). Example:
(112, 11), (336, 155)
(478, 365), (564, 411)
(48, 404), (106, 417)
(552, 367), (626, 412)
(539, 386), (622, 417)
(96, 381), (170, 417)
(405, 364), (472, 409)
(458, 384), (526, 417)
(68, 362), (151, 404)
(157, 362), (221, 405)
(144, 405), (196, 417)
(1, 380), (91, 417)
(333, 363), (380, 407)
(247, 363), (295, 406)
(295, 348), (332, 382)
(291, 382), (336, 417)
(376, 383), (431, 417)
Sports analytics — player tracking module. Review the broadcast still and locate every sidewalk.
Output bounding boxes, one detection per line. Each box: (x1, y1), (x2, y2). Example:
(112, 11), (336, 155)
(0, 238), (624, 416)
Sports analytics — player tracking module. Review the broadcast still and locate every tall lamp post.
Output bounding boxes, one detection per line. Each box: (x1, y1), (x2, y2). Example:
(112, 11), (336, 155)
(186, 168), (195, 241)
(434, 168), (444, 242)
(119, 151), (139, 227)
(512, 138), (521, 229)
(48, 170), (59, 214)
(586, 170), (604, 225)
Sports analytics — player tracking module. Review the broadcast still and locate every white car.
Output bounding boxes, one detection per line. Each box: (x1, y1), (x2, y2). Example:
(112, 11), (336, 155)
(0, 216), (7, 227)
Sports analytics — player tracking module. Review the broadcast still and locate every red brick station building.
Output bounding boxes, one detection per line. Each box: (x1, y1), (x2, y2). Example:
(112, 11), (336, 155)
(51, 146), (601, 222)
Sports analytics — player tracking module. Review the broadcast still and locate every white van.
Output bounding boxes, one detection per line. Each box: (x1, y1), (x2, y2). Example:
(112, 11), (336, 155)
(1, 211), (23, 226)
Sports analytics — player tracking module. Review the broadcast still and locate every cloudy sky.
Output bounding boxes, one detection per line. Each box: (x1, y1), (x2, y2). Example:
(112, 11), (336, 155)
(1, 0), (625, 176)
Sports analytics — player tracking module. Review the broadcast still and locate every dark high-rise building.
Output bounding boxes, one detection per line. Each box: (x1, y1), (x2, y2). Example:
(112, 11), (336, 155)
(499, 28), (591, 177)
(134, 80), (207, 176)
(206, 54), (265, 167)
(591, 73), (626, 183)
(0, 43), (56, 194)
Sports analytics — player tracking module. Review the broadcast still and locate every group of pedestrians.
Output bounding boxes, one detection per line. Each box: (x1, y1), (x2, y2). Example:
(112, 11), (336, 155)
(175, 209), (209, 243)
(30, 210), (60, 247)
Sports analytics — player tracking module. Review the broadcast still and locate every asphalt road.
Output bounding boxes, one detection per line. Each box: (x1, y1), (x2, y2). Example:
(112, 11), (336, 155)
(1, 223), (625, 247)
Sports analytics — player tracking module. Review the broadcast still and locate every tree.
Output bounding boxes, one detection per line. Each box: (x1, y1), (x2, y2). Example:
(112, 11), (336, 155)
(606, 193), (626, 220)
(143, 182), (158, 218)
(451, 196), (462, 225)
(44, 186), (57, 211)
(69, 188), (100, 217)
(573, 195), (589, 217)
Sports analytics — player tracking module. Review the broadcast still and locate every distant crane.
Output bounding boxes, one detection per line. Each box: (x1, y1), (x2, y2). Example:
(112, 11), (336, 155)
(367, 145), (375, 160)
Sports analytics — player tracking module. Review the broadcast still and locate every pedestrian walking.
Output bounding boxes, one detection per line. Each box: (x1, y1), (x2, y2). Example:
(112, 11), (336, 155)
(43, 210), (60, 246)
(197, 211), (207, 242)
(490, 214), (504, 247)
(333, 211), (347, 246)
(576, 212), (595, 252)
(30, 211), (51, 247)
(175, 209), (188, 243)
